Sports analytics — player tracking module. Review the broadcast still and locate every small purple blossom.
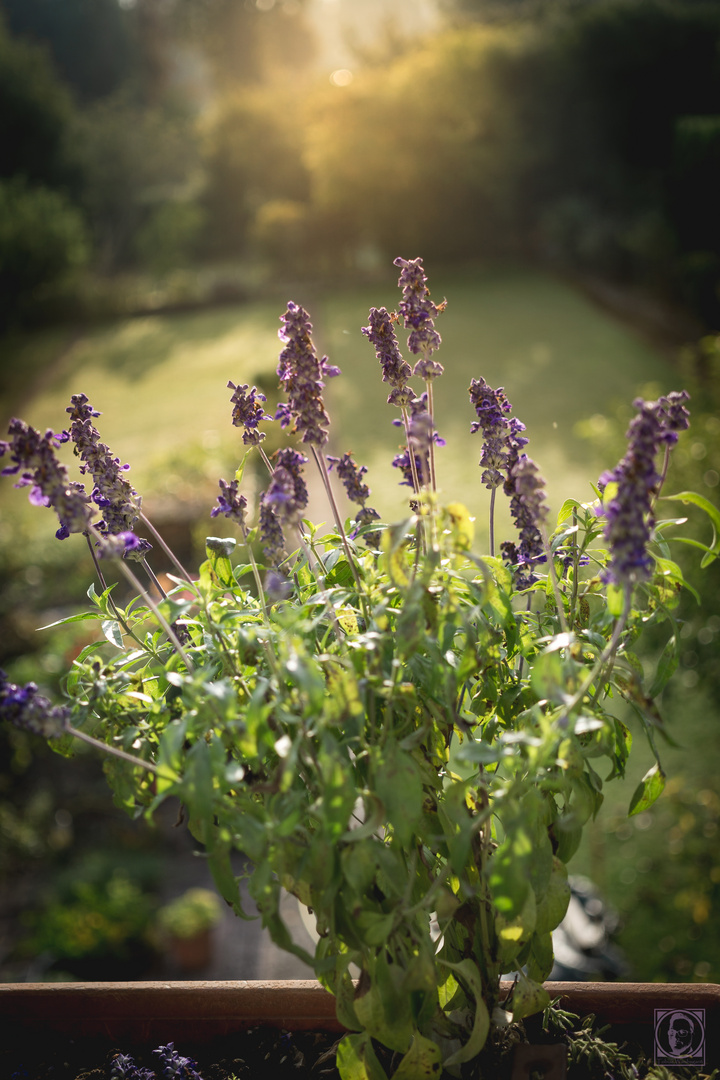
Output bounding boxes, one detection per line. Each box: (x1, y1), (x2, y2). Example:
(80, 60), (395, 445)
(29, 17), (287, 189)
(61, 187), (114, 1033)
(468, 377), (514, 489)
(361, 307), (413, 399)
(110, 1053), (155, 1080)
(152, 1042), (204, 1080)
(211, 478), (248, 528)
(598, 392), (690, 587)
(227, 382), (271, 446)
(502, 453), (550, 589)
(98, 531), (147, 560)
(327, 451), (381, 546)
(393, 256), (445, 374)
(654, 390), (691, 446)
(276, 302), (339, 446)
(0, 671), (70, 739)
(0, 418), (91, 539)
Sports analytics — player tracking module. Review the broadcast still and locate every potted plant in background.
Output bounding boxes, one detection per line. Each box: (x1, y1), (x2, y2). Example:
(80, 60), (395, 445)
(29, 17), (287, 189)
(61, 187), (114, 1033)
(1, 256), (718, 1079)
(155, 888), (224, 974)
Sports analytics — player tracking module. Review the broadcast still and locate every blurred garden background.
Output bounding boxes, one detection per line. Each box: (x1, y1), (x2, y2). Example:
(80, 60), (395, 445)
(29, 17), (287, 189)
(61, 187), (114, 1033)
(1, 0), (720, 986)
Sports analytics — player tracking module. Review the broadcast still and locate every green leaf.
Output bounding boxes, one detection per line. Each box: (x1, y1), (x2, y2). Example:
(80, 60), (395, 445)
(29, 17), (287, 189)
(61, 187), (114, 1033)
(648, 634), (679, 698)
(661, 490), (720, 566)
(556, 498), (584, 526)
(440, 958), (490, 1066)
(37, 610), (104, 631)
(606, 583), (625, 617)
(336, 1034), (388, 1080)
(393, 1033), (442, 1080)
(205, 536), (237, 588)
(534, 857), (571, 936)
(101, 618), (124, 649)
(353, 968), (413, 1053)
(629, 763), (666, 816)
(526, 930), (555, 983)
(374, 741), (422, 848)
(509, 970), (550, 1022)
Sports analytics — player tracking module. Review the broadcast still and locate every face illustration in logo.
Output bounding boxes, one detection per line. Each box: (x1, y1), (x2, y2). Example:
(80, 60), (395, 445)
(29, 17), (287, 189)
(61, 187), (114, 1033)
(667, 1013), (695, 1055)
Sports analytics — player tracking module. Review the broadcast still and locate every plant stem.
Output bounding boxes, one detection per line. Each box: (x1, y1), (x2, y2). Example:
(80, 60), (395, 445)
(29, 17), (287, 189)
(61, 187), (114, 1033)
(311, 446), (367, 609)
(65, 723), (173, 777)
(91, 526), (194, 672)
(489, 487), (496, 559)
(140, 512), (194, 588)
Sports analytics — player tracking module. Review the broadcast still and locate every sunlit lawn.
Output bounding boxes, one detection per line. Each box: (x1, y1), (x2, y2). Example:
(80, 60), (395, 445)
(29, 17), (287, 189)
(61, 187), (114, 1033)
(0, 267), (678, 543)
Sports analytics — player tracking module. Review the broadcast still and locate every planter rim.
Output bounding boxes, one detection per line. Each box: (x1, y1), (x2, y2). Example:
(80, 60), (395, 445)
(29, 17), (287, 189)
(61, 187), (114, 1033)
(1, 980), (719, 1043)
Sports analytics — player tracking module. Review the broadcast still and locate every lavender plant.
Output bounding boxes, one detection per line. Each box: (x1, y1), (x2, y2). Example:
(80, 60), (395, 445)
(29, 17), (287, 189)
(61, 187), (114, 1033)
(0, 258), (711, 1080)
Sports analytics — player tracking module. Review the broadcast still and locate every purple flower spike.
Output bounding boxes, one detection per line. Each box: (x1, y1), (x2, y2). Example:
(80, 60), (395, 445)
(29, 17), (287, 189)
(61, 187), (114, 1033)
(264, 448), (309, 526)
(211, 478), (248, 529)
(65, 394), (148, 556)
(276, 302), (338, 446)
(599, 392), (690, 588)
(0, 671), (70, 739)
(502, 454), (550, 590)
(391, 394), (445, 489)
(259, 497), (286, 567)
(468, 377), (514, 490)
(327, 451), (381, 546)
(227, 382), (271, 446)
(361, 307), (413, 398)
(393, 256), (445, 373)
(0, 418), (92, 539)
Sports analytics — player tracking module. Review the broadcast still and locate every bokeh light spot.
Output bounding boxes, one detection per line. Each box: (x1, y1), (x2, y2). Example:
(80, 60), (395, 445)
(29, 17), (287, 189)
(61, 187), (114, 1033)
(330, 69), (354, 87)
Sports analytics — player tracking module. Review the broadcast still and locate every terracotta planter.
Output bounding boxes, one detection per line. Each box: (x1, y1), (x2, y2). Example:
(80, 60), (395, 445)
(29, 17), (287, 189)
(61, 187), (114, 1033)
(1, 981), (718, 1072)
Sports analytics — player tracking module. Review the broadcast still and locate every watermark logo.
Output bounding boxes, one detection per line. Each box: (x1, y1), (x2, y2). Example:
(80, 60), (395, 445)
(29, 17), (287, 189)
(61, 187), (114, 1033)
(655, 1009), (705, 1067)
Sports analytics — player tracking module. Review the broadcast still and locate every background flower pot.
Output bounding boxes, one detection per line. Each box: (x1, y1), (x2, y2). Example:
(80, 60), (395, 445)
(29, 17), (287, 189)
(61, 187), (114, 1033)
(1, 981), (718, 1074)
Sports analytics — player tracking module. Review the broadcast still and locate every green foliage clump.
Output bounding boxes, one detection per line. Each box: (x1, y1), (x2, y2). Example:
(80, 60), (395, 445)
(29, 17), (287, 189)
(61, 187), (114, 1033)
(0, 178), (89, 327)
(0, 258), (711, 1078)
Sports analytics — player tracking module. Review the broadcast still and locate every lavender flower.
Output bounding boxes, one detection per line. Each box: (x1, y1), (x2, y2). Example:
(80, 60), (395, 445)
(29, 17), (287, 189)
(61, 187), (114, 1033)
(0, 418), (91, 540)
(211, 478), (248, 529)
(65, 394), (150, 559)
(327, 451), (381, 545)
(393, 256), (445, 376)
(598, 392), (690, 588)
(259, 497), (286, 566)
(98, 531), (145, 559)
(227, 381), (271, 445)
(276, 302), (340, 446)
(468, 377), (513, 489)
(655, 390), (691, 446)
(110, 1053), (155, 1080)
(361, 307), (413, 399)
(391, 394), (445, 489)
(153, 1042), (204, 1080)
(0, 671), (70, 739)
(264, 448), (309, 526)
(502, 453), (550, 590)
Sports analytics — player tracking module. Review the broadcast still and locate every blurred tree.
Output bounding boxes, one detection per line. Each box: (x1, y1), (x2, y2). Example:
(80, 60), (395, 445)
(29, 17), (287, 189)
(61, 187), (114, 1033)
(172, 0), (316, 88)
(70, 95), (201, 271)
(0, 0), (139, 103)
(0, 15), (77, 190)
(0, 178), (89, 327)
(200, 86), (310, 257)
